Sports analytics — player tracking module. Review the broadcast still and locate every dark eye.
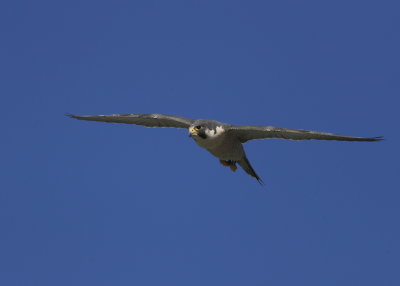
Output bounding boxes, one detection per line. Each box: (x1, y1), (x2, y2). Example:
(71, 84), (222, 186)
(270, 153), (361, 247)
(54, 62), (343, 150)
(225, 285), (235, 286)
(195, 125), (202, 129)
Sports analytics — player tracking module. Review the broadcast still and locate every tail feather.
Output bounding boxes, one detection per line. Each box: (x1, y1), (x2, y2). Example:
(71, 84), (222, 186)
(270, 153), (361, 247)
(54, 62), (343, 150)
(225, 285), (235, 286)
(238, 156), (264, 185)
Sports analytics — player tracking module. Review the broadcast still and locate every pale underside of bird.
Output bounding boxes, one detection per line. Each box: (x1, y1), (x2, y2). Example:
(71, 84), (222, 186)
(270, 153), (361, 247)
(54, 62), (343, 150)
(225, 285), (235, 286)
(67, 113), (383, 184)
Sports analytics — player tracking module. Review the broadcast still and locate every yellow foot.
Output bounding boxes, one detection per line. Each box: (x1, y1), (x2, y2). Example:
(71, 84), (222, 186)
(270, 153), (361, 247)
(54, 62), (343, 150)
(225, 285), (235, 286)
(229, 163), (237, 172)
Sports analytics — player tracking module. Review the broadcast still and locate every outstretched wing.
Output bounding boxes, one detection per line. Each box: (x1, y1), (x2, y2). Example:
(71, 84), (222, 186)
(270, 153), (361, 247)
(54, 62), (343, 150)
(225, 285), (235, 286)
(67, 113), (194, 129)
(229, 125), (383, 143)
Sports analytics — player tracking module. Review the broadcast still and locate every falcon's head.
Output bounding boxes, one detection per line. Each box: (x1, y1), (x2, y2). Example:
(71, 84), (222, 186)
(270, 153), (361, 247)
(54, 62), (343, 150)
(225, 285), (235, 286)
(188, 120), (226, 140)
(189, 124), (207, 139)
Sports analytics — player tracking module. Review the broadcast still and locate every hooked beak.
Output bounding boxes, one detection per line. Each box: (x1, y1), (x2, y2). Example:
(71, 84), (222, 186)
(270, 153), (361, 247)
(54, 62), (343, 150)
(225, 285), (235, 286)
(188, 127), (198, 137)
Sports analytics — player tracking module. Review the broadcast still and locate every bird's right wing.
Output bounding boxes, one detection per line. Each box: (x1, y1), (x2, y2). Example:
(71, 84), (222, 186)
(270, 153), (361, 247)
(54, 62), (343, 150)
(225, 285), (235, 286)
(229, 125), (383, 143)
(67, 113), (194, 129)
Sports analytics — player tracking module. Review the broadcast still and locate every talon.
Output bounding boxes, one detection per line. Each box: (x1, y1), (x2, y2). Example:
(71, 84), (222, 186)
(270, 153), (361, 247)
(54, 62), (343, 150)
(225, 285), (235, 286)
(229, 163), (237, 172)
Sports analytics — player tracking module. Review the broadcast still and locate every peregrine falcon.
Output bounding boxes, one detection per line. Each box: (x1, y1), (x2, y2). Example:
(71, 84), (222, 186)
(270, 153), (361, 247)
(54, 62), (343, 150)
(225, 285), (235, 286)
(67, 113), (382, 184)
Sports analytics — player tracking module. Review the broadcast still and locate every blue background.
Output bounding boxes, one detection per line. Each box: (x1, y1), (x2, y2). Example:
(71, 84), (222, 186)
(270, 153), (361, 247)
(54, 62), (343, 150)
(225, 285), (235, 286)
(1, 0), (399, 285)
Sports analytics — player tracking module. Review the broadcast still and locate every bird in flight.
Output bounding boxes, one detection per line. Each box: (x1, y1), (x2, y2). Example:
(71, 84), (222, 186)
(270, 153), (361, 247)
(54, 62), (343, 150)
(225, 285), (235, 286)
(67, 113), (382, 184)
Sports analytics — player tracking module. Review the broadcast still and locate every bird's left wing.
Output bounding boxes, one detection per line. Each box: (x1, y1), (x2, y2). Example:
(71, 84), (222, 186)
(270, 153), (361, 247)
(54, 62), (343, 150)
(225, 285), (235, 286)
(229, 125), (383, 143)
(67, 113), (194, 129)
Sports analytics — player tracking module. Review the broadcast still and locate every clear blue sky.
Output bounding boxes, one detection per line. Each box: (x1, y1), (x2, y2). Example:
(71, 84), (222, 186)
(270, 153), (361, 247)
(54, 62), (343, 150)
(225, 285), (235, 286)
(1, 1), (399, 285)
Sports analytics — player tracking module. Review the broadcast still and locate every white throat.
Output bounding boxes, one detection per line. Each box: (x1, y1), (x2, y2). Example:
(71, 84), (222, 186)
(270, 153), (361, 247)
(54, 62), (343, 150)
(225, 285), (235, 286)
(204, 126), (225, 138)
